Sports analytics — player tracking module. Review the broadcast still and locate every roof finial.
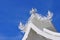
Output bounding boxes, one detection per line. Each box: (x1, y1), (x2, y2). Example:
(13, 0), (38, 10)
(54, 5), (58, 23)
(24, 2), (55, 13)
(19, 22), (25, 31)
(30, 8), (37, 14)
(47, 11), (53, 20)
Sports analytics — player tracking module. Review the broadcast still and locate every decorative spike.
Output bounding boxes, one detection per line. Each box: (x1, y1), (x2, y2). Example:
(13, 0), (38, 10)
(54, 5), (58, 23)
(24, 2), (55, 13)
(47, 11), (53, 20)
(30, 8), (37, 14)
(19, 22), (25, 31)
(20, 22), (22, 26)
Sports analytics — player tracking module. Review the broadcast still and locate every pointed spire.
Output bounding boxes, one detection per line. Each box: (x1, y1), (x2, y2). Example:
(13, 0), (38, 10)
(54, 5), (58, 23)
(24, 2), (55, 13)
(47, 11), (53, 20)
(19, 22), (25, 31)
(30, 8), (37, 14)
(20, 22), (22, 26)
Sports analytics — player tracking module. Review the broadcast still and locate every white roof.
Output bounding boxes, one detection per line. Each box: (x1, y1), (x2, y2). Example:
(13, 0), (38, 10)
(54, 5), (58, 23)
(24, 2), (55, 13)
(19, 8), (60, 40)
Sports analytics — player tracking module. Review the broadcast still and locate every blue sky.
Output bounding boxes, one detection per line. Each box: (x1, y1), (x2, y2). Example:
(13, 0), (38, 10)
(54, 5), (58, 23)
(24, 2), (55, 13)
(0, 0), (60, 40)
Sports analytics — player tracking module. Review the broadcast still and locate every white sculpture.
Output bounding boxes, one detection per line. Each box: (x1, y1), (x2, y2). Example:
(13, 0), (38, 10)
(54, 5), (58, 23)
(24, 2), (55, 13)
(19, 8), (60, 40)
